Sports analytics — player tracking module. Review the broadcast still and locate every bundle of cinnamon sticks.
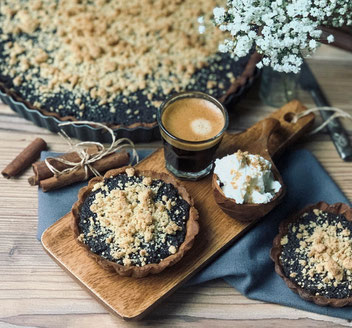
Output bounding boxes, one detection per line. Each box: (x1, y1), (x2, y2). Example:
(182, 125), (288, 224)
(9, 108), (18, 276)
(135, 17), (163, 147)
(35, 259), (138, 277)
(29, 146), (130, 192)
(1, 137), (130, 192)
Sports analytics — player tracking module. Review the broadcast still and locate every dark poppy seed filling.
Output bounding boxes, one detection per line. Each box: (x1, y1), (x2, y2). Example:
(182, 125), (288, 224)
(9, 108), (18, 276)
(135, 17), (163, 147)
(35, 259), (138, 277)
(0, 48), (249, 126)
(78, 169), (189, 267)
(280, 210), (352, 299)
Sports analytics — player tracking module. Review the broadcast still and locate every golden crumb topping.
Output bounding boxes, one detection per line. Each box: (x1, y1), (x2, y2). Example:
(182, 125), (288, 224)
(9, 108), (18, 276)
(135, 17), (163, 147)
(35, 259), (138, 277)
(281, 210), (352, 296)
(295, 221), (352, 283)
(81, 172), (186, 266)
(0, 0), (228, 116)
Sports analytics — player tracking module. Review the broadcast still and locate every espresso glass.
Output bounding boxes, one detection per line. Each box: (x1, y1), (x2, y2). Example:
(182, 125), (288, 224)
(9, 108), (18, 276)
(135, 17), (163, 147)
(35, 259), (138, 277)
(157, 91), (228, 180)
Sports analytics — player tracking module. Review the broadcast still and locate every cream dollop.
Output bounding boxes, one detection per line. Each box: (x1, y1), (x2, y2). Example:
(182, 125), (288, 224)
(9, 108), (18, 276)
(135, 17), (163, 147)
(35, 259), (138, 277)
(214, 150), (281, 204)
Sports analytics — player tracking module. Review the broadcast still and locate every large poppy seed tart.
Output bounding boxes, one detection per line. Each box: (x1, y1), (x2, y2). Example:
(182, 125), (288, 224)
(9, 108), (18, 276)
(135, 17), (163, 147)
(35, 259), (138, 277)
(0, 0), (249, 128)
(72, 167), (199, 278)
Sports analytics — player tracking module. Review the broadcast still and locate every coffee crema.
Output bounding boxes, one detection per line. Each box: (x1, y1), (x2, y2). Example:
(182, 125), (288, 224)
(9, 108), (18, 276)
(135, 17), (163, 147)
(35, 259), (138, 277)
(161, 98), (225, 142)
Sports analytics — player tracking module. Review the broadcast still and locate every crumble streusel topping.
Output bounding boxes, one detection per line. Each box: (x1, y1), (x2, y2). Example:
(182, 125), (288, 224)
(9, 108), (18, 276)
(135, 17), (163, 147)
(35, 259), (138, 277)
(0, 0), (235, 124)
(79, 169), (190, 266)
(280, 210), (352, 298)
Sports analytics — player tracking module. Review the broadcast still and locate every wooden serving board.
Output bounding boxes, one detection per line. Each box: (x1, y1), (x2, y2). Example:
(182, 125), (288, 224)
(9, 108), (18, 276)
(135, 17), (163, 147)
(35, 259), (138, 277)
(41, 100), (314, 320)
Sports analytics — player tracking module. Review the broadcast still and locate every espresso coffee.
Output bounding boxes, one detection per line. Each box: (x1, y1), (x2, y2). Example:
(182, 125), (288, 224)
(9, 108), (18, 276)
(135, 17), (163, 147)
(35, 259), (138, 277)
(158, 94), (228, 180)
(161, 98), (225, 143)
(163, 141), (220, 173)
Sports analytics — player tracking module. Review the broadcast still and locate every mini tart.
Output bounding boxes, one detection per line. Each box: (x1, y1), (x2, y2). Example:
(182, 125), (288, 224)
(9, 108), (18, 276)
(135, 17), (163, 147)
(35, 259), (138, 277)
(271, 202), (352, 307)
(71, 167), (199, 278)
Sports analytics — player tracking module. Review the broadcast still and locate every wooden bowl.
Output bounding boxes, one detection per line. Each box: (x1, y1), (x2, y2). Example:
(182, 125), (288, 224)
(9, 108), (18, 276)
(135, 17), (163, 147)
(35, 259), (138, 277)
(212, 118), (286, 222)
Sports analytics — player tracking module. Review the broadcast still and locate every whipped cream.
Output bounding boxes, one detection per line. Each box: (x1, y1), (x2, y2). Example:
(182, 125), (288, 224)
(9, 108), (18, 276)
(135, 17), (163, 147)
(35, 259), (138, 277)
(214, 150), (281, 204)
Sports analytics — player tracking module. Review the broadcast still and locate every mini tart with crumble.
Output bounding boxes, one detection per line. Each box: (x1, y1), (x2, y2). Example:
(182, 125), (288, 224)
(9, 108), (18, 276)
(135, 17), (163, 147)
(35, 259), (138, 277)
(71, 166), (199, 278)
(271, 202), (352, 307)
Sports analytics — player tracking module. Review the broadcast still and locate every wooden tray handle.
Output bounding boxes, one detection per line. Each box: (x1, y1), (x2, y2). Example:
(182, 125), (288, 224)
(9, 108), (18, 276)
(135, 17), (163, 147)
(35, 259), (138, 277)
(217, 100), (315, 160)
(267, 100), (315, 158)
(243, 118), (281, 159)
(257, 118), (281, 154)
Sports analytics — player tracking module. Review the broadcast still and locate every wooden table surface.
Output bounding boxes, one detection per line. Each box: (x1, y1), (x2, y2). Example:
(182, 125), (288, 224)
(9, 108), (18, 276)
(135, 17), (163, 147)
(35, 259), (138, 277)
(1, 45), (352, 328)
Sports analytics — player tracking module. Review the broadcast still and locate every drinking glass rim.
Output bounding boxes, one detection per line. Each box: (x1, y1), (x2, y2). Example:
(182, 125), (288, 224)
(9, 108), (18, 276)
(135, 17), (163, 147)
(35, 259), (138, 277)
(157, 91), (229, 145)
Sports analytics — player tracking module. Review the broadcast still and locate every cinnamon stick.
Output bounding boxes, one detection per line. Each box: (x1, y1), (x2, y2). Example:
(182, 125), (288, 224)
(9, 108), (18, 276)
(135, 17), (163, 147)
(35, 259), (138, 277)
(28, 145), (99, 185)
(40, 150), (130, 192)
(2, 138), (47, 178)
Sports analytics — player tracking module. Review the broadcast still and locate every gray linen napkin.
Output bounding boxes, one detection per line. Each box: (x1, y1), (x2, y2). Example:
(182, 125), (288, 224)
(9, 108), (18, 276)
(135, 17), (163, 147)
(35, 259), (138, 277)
(37, 149), (352, 320)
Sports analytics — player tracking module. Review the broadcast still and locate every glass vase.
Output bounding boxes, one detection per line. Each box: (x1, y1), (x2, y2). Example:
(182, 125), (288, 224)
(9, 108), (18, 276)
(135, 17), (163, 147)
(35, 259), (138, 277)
(259, 66), (300, 107)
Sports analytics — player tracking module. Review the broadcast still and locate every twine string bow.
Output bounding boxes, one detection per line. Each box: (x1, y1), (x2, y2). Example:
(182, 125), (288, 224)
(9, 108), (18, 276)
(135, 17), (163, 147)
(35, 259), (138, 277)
(292, 106), (352, 135)
(44, 121), (139, 179)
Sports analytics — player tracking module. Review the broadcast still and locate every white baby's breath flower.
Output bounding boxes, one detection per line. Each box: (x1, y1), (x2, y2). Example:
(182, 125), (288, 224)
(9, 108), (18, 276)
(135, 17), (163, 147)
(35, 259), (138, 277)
(210, 0), (351, 73)
(327, 34), (335, 43)
(218, 43), (228, 53)
(219, 24), (227, 31)
(262, 57), (270, 65)
(248, 30), (257, 39)
(198, 25), (205, 34)
(309, 39), (317, 48)
(310, 30), (322, 38)
(213, 7), (226, 24)
(197, 16), (204, 24)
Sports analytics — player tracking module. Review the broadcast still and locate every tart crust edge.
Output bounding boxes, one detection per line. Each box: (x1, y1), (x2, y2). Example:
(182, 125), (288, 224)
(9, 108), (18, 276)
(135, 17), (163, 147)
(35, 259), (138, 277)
(71, 166), (199, 278)
(0, 52), (260, 131)
(270, 201), (352, 307)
